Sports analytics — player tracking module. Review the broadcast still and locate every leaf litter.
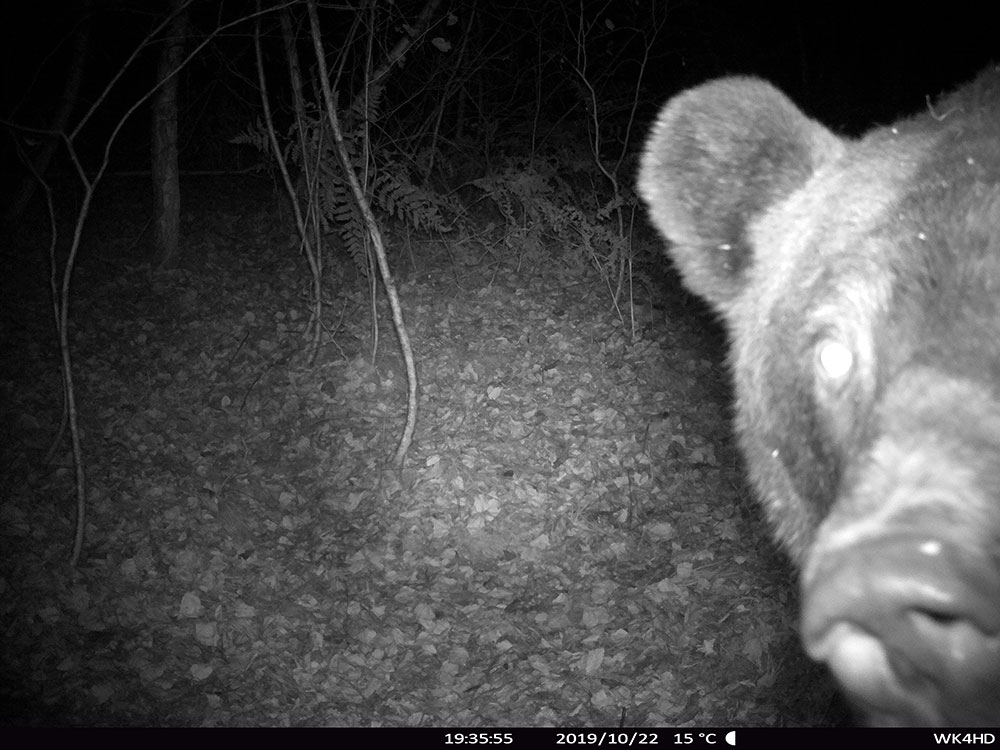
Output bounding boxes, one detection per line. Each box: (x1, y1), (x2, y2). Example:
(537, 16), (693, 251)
(0, 177), (844, 727)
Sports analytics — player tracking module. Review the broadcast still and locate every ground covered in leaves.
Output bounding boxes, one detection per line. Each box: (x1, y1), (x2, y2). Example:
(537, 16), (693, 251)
(0, 175), (846, 726)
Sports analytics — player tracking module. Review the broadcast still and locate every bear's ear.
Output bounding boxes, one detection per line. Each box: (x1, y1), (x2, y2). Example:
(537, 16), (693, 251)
(639, 77), (843, 310)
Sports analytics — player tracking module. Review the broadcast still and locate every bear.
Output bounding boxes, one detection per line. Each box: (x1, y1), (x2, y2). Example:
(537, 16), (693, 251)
(639, 67), (1000, 727)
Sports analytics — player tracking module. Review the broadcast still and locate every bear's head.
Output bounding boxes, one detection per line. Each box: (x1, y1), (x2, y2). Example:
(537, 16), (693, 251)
(640, 68), (1000, 726)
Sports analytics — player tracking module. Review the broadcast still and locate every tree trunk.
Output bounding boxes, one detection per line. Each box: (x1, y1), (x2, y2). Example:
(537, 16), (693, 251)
(151, 0), (188, 269)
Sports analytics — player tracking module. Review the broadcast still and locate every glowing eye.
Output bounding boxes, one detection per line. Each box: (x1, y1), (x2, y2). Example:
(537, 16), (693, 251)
(818, 340), (853, 379)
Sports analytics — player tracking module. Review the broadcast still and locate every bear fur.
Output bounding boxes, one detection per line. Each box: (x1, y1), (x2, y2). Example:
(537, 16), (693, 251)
(639, 67), (1000, 726)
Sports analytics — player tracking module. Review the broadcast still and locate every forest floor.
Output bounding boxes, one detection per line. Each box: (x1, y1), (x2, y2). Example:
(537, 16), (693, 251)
(0, 174), (845, 727)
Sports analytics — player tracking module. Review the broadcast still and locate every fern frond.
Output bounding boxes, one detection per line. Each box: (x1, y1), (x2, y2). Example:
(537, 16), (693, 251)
(229, 118), (272, 155)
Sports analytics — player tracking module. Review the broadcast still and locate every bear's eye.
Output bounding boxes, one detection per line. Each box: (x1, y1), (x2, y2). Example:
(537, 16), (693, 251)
(817, 339), (854, 381)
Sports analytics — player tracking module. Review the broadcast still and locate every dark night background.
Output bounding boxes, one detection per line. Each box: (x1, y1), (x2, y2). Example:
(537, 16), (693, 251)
(2, 2), (996, 178)
(0, 0), (996, 729)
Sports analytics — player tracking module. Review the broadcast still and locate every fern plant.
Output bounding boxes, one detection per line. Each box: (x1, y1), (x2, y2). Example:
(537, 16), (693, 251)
(234, 103), (457, 276)
(470, 154), (631, 272)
